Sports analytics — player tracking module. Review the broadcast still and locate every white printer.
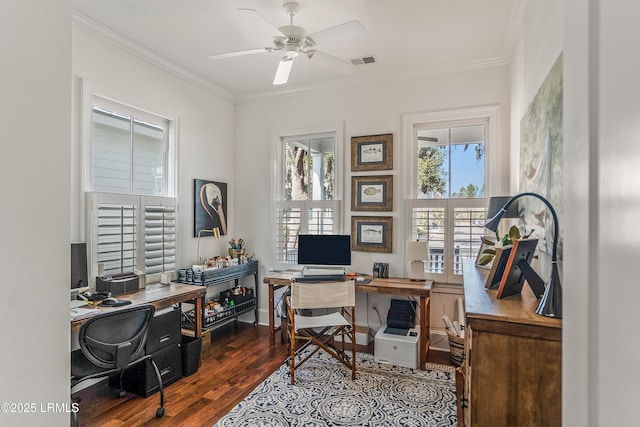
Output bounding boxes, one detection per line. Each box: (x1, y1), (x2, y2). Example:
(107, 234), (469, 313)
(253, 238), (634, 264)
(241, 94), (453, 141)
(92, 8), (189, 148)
(374, 325), (419, 369)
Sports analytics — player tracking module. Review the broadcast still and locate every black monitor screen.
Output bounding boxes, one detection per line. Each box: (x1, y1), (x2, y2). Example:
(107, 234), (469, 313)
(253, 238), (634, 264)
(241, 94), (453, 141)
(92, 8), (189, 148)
(297, 234), (351, 266)
(70, 243), (89, 290)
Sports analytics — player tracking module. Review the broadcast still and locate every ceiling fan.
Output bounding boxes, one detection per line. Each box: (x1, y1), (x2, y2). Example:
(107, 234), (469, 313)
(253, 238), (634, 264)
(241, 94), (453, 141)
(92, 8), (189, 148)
(209, 0), (365, 85)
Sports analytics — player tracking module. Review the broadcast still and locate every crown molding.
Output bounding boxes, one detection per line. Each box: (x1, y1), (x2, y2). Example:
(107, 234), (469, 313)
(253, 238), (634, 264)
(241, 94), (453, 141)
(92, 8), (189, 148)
(72, 11), (235, 102)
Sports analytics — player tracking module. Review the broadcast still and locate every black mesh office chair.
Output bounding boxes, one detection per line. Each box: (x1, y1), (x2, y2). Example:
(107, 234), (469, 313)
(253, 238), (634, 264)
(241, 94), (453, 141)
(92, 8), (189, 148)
(71, 304), (165, 426)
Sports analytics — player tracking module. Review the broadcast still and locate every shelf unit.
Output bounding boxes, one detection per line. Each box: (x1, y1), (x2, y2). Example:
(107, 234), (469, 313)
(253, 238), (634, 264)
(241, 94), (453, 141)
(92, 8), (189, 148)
(178, 260), (259, 332)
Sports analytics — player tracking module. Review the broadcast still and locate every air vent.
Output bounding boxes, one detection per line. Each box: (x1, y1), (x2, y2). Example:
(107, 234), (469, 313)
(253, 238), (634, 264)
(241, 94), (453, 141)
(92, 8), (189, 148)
(350, 55), (376, 65)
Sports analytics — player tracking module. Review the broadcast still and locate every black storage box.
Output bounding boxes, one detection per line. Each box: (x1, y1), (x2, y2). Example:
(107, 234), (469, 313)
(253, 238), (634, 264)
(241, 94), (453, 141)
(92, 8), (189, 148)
(181, 335), (202, 376)
(387, 299), (417, 329)
(96, 273), (139, 296)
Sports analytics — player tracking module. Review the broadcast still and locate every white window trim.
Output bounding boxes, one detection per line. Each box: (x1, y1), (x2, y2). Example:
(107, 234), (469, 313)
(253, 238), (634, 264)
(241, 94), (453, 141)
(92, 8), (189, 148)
(81, 79), (178, 196)
(80, 78), (180, 285)
(270, 121), (345, 270)
(402, 106), (500, 284)
(402, 105), (500, 200)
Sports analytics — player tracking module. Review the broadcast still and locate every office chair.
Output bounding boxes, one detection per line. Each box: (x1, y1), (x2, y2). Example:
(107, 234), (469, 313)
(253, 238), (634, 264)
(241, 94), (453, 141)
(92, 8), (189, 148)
(287, 280), (356, 385)
(70, 304), (165, 426)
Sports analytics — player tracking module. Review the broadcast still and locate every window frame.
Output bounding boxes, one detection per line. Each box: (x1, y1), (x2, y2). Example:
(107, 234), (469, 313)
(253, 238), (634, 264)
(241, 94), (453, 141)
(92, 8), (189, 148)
(81, 80), (179, 284)
(403, 106), (499, 284)
(271, 122), (344, 270)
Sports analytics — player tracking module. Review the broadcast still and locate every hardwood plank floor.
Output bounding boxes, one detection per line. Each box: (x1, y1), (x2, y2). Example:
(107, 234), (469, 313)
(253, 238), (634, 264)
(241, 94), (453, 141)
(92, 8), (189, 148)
(74, 322), (453, 426)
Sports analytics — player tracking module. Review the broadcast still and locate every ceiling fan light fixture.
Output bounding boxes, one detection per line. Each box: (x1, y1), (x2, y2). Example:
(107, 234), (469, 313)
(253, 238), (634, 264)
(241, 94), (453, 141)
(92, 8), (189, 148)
(273, 57), (293, 85)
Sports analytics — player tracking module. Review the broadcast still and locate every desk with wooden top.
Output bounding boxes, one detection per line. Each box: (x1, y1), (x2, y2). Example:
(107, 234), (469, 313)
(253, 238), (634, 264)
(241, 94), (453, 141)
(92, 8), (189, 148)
(70, 283), (206, 337)
(263, 273), (432, 370)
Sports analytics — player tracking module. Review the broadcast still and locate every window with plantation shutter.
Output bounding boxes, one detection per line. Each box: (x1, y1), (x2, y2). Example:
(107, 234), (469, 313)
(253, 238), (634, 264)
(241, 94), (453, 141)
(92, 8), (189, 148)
(83, 89), (177, 283)
(272, 123), (344, 268)
(87, 193), (177, 281)
(404, 107), (499, 284)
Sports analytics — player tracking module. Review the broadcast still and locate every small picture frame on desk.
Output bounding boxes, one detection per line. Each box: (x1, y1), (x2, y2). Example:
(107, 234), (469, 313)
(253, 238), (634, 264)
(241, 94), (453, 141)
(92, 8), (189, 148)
(484, 246), (512, 289)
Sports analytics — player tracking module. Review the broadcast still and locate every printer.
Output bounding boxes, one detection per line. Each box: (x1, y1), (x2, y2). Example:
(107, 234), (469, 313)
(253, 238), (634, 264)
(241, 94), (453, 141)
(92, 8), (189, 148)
(374, 299), (419, 369)
(96, 272), (140, 296)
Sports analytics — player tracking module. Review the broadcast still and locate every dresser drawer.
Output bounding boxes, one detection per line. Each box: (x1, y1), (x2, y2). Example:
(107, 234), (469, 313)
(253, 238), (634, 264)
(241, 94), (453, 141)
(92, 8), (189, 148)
(121, 344), (182, 397)
(146, 307), (181, 354)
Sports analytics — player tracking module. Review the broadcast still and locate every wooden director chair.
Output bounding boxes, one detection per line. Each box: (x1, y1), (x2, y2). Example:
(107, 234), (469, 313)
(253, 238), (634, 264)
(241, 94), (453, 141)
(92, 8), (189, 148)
(287, 279), (356, 385)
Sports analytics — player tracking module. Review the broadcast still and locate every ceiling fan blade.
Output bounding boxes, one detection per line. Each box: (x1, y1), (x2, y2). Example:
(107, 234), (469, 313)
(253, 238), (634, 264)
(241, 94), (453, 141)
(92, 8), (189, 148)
(209, 47), (272, 60)
(273, 57), (294, 85)
(309, 51), (357, 76)
(237, 7), (286, 37)
(307, 20), (365, 46)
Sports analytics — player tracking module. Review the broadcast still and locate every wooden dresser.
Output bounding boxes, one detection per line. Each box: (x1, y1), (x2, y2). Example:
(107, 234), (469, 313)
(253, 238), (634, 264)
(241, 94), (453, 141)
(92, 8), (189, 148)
(461, 259), (561, 427)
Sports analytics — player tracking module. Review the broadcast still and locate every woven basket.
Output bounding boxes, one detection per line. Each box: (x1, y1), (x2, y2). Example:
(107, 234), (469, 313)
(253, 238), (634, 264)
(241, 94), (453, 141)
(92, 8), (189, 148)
(447, 332), (465, 367)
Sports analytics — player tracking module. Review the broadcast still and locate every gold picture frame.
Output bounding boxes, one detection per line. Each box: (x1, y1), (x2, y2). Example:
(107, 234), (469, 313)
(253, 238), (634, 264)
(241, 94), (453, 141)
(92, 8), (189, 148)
(351, 133), (393, 171)
(351, 216), (393, 253)
(351, 175), (393, 211)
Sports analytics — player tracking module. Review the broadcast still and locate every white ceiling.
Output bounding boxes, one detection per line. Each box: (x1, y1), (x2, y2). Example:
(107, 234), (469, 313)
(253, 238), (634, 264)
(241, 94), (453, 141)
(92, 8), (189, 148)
(72, 0), (522, 101)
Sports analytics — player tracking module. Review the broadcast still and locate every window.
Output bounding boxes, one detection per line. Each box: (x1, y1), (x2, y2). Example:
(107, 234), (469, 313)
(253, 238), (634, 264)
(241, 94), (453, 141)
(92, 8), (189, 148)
(272, 123), (343, 267)
(404, 107), (498, 283)
(84, 90), (176, 283)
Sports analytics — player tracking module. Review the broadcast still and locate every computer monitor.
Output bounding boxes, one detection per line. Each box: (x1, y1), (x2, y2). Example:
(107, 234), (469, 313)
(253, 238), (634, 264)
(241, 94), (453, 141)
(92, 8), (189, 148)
(297, 234), (351, 266)
(70, 243), (90, 294)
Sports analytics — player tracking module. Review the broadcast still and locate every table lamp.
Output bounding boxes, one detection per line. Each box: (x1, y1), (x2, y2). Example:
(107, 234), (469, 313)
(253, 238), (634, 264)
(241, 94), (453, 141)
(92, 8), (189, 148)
(485, 192), (562, 318)
(407, 241), (429, 281)
(196, 227), (220, 265)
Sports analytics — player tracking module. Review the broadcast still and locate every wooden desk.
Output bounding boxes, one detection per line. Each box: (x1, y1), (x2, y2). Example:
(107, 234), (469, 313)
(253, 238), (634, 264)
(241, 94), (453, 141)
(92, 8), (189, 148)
(263, 273), (432, 370)
(71, 283), (206, 338)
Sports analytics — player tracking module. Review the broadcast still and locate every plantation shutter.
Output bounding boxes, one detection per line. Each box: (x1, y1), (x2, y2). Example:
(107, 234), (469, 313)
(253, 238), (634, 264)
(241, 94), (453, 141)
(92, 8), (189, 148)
(95, 200), (137, 276)
(275, 200), (339, 265)
(143, 198), (176, 280)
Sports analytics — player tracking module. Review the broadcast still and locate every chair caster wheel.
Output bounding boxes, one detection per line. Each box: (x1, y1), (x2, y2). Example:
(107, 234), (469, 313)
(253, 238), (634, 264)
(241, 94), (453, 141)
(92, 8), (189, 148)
(156, 407), (165, 418)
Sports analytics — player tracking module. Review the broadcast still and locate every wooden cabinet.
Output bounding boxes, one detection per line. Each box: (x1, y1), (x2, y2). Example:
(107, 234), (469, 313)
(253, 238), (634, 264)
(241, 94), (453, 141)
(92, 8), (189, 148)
(461, 259), (561, 427)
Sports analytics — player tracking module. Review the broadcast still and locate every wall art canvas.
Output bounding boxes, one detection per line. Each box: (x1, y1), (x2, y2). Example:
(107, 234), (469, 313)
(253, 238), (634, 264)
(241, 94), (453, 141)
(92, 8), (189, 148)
(519, 53), (563, 258)
(194, 179), (228, 237)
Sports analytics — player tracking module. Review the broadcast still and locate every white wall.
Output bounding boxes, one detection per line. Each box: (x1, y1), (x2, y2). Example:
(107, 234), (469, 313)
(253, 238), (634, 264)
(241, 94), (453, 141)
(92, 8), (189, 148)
(564, 1), (640, 425)
(235, 66), (511, 343)
(72, 23), (236, 268)
(0, 1), (71, 425)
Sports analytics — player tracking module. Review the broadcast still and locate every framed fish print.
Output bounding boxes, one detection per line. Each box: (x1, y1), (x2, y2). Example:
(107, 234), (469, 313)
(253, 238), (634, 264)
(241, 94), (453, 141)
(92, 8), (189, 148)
(351, 133), (393, 171)
(351, 175), (393, 211)
(351, 216), (393, 253)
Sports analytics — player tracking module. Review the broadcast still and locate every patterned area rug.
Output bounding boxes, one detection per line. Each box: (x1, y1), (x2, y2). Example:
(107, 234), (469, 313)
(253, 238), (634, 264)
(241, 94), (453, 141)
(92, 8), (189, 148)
(214, 349), (458, 426)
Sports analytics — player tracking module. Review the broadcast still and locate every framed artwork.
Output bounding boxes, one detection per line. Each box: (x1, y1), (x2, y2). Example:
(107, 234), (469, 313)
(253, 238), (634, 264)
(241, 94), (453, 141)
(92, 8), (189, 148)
(351, 216), (393, 253)
(351, 175), (393, 211)
(194, 179), (228, 237)
(351, 133), (393, 171)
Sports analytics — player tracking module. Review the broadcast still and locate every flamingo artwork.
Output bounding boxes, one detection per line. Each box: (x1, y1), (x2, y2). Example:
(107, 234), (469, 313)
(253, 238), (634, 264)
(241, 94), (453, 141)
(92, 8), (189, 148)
(194, 180), (227, 237)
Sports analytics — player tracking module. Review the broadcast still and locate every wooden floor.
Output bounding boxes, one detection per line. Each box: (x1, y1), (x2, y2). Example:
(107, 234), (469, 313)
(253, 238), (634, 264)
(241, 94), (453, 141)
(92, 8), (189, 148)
(74, 322), (453, 426)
